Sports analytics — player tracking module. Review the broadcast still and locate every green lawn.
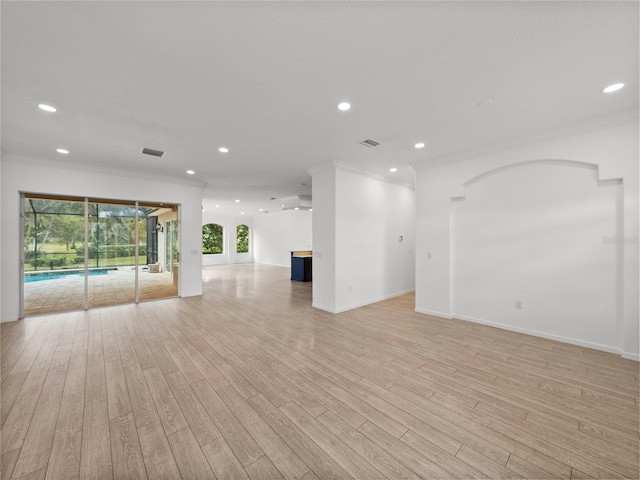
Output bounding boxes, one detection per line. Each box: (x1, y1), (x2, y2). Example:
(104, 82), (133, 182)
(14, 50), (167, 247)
(25, 255), (148, 271)
(24, 242), (147, 271)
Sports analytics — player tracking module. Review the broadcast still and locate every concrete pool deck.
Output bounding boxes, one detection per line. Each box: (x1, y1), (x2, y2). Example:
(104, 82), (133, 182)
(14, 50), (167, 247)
(24, 266), (178, 315)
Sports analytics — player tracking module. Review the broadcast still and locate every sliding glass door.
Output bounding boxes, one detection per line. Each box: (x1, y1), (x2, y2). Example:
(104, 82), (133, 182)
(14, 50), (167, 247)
(87, 200), (138, 308)
(23, 196), (87, 316)
(138, 203), (179, 301)
(21, 193), (180, 316)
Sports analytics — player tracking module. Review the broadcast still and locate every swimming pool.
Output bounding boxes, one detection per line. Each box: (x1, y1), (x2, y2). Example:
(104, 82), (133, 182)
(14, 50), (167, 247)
(24, 268), (114, 283)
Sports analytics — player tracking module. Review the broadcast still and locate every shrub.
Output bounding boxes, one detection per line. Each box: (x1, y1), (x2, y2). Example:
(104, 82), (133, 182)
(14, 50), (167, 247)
(87, 244), (146, 258)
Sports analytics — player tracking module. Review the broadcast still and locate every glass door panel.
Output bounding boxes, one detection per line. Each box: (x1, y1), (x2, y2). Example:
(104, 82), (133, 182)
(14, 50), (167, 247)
(165, 220), (179, 273)
(138, 203), (179, 301)
(87, 200), (137, 308)
(21, 195), (180, 315)
(23, 195), (86, 315)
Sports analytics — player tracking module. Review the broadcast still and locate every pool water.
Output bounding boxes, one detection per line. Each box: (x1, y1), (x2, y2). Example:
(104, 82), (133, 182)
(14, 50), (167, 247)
(25, 269), (111, 283)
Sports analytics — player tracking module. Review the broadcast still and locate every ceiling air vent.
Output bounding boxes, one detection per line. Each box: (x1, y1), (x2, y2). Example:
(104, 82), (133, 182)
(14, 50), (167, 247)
(359, 139), (380, 148)
(141, 147), (165, 157)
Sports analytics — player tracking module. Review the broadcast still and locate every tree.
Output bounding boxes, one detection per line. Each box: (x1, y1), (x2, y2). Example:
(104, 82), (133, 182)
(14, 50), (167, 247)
(24, 211), (55, 253)
(56, 215), (83, 251)
(202, 224), (223, 254)
(236, 224), (249, 253)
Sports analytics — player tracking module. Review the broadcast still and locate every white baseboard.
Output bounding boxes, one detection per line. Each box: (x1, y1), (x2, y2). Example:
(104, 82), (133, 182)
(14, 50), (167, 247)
(312, 303), (338, 314)
(414, 308), (452, 319)
(622, 351), (640, 362)
(313, 289), (415, 315)
(334, 289), (415, 314)
(453, 313), (623, 357)
(181, 291), (203, 298)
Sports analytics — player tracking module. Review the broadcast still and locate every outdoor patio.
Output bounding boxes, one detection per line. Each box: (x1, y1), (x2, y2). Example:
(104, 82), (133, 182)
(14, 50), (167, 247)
(24, 267), (178, 315)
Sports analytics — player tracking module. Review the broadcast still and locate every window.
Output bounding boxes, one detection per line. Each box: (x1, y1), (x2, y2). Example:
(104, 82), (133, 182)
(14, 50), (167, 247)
(202, 223), (223, 254)
(236, 224), (249, 253)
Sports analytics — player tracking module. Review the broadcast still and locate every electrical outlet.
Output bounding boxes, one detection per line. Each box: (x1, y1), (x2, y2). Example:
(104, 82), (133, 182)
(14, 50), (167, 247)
(515, 300), (523, 310)
(349, 286), (352, 292)
(427, 252), (432, 259)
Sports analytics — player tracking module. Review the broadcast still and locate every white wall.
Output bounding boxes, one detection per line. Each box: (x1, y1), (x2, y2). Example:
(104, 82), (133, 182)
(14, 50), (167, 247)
(414, 118), (639, 359)
(0, 155), (3, 318)
(1, 154), (204, 322)
(252, 210), (312, 267)
(310, 165), (337, 311)
(453, 163), (620, 349)
(310, 162), (415, 313)
(201, 214), (253, 266)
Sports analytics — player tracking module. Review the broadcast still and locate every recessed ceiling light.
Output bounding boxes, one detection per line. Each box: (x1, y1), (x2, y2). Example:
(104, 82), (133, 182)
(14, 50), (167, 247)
(56, 148), (69, 154)
(219, 147), (229, 153)
(215, 205), (220, 208)
(602, 83), (624, 93)
(309, 208), (313, 212)
(294, 207), (299, 210)
(235, 199), (240, 203)
(186, 170), (195, 175)
(389, 167), (398, 172)
(414, 142), (425, 149)
(38, 104), (57, 112)
(337, 102), (351, 111)
(259, 208), (263, 211)
(241, 212), (245, 215)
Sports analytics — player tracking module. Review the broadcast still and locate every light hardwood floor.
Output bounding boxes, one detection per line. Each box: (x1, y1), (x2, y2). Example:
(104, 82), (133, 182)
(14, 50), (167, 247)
(1, 263), (638, 479)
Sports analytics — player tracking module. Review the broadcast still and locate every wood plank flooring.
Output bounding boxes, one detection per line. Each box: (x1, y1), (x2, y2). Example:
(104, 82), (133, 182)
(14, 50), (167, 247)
(1, 263), (638, 479)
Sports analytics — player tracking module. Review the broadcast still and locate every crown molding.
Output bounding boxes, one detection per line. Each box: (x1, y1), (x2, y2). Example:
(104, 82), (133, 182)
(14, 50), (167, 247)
(1, 152), (207, 188)
(413, 108), (639, 172)
(306, 162), (336, 177)
(307, 161), (415, 190)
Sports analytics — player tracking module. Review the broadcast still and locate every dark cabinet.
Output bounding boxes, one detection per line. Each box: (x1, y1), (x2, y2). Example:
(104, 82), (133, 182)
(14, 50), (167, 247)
(291, 251), (312, 282)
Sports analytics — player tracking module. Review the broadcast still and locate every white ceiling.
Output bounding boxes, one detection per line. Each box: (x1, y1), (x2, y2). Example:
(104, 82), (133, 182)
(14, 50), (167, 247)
(2, 1), (638, 216)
